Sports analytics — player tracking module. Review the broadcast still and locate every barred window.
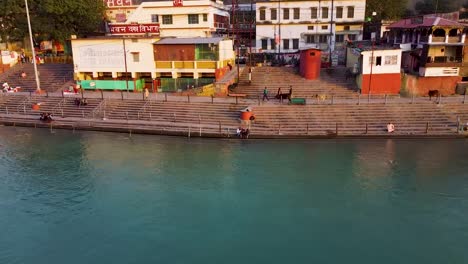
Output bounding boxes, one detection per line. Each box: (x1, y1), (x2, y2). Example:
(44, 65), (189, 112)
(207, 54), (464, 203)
(188, 14), (199, 24)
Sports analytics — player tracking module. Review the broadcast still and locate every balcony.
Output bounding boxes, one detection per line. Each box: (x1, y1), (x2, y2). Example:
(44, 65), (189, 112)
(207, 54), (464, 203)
(155, 61), (217, 70)
(448, 36), (461, 43)
(431, 36), (445, 43)
(425, 56), (463, 67)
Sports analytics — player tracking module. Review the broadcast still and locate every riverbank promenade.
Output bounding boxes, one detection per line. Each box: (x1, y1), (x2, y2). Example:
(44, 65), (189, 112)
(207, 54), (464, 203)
(1, 64), (467, 138)
(0, 90), (467, 138)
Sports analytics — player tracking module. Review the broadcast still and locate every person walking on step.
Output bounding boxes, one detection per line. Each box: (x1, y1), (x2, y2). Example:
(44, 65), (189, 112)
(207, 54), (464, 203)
(263, 87), (269, 101)
(144, 88), (149, 100)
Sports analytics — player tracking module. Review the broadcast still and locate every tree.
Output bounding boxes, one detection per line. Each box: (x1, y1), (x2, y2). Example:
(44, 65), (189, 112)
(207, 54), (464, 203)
(414, 0), (462, 15)
(366, 0), (408, 20)
(0, 0), (105, 44)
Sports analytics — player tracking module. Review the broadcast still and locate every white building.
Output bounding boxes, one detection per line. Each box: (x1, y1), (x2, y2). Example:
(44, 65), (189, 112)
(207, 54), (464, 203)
(104, 0), (138, 23)
(255, 0), (365, 64)
(121, 0), (230, 38)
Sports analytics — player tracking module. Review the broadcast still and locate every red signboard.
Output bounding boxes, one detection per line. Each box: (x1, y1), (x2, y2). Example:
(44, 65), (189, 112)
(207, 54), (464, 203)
(109, 24), (160, 35)
(104, 0), (132, 8)
(173, 0), (183, 7)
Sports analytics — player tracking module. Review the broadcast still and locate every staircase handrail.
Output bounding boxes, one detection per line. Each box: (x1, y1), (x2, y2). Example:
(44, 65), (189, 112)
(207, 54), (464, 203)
(90, 98), (107, 119)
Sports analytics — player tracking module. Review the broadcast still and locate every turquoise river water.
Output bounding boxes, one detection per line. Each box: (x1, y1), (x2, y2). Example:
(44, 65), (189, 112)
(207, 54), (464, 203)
(0, 126), (467, 264)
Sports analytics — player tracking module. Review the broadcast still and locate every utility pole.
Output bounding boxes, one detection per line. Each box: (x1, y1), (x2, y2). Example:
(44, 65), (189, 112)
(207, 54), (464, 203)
(278, 0), (281, 62)
(249, 0), (253, 66)
(25, 0), (40, 91)
(232, 0), (240, 82)
(329, 0), (334, 66)
(123, 38), (129, 94)
(368, 40), (375, 95)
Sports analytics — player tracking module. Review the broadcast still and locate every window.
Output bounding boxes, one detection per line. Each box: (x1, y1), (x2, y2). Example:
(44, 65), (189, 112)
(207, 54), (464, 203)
(311, 7), (318, 19)
(162, 15), (173, 24)
(376, 56), (382, 66)
(261, 39), (268, 50)
(348, 34), (356, 41)
(336, 7), (343, 19)
(347, 6), (354, 18)
(344, 25), (350, 31)
(370, 56), (382, 66)
(293, 39), (299, 49)
(271, 8), (277, 20)
(151, 14), (159, 23)
(203, 14), (208, 22)
(283, 8), (290, 19)
(270, 39), (276, 50)
(188, 14), (199, 24)
(293, 8), (300, 19)
(132, 53), (140, 62)
(322, 25), (328, 30)
(322, 7), (329, 19)
(319, 35), (328, 43)
(259, 9), (266, 20)
(131, 39), (138, 43)
(385, 55), (398, 65)
(283, 39), (290, 49)
(335, 35), (344, 43)
(305, 35), (315, 43)
(308, 26), (314, 30)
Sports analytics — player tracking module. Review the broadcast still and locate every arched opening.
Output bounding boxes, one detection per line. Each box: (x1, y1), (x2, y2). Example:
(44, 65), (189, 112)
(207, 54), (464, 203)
(448, 28), (459, 37)
(433, 28), (446, 37)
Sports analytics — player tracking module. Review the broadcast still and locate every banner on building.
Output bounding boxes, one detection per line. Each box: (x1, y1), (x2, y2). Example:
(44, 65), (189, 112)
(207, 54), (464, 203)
(105, 0), (132, 8)
(109, 24), (160, 35)
(173, 0), (183, 7)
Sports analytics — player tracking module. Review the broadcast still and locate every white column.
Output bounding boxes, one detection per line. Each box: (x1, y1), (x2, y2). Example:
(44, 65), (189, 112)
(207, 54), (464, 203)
(445, 34), (449, 43)
(92, 72), (98, 78)
(429, 34), (433, 43)
(462, 34), (466, 43)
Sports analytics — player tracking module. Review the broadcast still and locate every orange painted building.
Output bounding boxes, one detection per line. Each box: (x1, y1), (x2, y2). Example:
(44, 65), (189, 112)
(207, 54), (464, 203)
(348, 45), (403, 95)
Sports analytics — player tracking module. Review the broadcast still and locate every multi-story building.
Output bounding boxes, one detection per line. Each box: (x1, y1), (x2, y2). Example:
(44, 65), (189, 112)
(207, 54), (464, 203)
(104, 0), (138, 23)
(71, 35), (235, 93)
(120, 0), (230, 38)
(387, 15), (468, 95)
(255, 0), (365, 65)
(227, 2), (256, 60)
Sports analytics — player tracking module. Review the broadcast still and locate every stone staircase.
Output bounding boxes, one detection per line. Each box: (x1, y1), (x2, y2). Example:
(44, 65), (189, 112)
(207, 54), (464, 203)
(0, 63), (74, 93)
(98, 99), (247, 127)
(0, 94), (102, 118)
(233, 66), (360, 99)
(0, 92), (464, 137)
(248, 103), (457, 136)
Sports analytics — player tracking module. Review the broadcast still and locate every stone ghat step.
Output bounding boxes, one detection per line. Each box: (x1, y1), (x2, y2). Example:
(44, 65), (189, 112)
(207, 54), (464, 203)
(0, 115), (459, 137)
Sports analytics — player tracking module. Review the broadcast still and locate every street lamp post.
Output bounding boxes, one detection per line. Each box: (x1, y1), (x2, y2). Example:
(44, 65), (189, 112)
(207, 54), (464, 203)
(122, 38), (129, 94)
(25, 0), (40, 91)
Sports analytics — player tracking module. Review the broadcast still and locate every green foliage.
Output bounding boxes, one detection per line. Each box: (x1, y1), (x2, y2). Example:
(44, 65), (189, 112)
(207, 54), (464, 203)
(414, 0), (462, 15)
(366, 0), (408, 20)
(0, 0), (105, 42)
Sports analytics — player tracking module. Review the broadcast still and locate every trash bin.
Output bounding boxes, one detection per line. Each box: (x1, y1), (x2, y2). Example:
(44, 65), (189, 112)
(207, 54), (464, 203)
(456, 82), (468, 95)
(240, 111), (252, 121)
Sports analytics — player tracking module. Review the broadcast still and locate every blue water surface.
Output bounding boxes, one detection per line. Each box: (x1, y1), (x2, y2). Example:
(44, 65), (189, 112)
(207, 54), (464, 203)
(0, 126), (467, 264)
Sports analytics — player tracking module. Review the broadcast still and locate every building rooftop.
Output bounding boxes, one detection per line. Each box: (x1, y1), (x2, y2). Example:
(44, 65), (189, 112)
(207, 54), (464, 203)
(348, 41), (400, 52)
(388, 16), (467, 29)
(154, 37), (225, 44)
